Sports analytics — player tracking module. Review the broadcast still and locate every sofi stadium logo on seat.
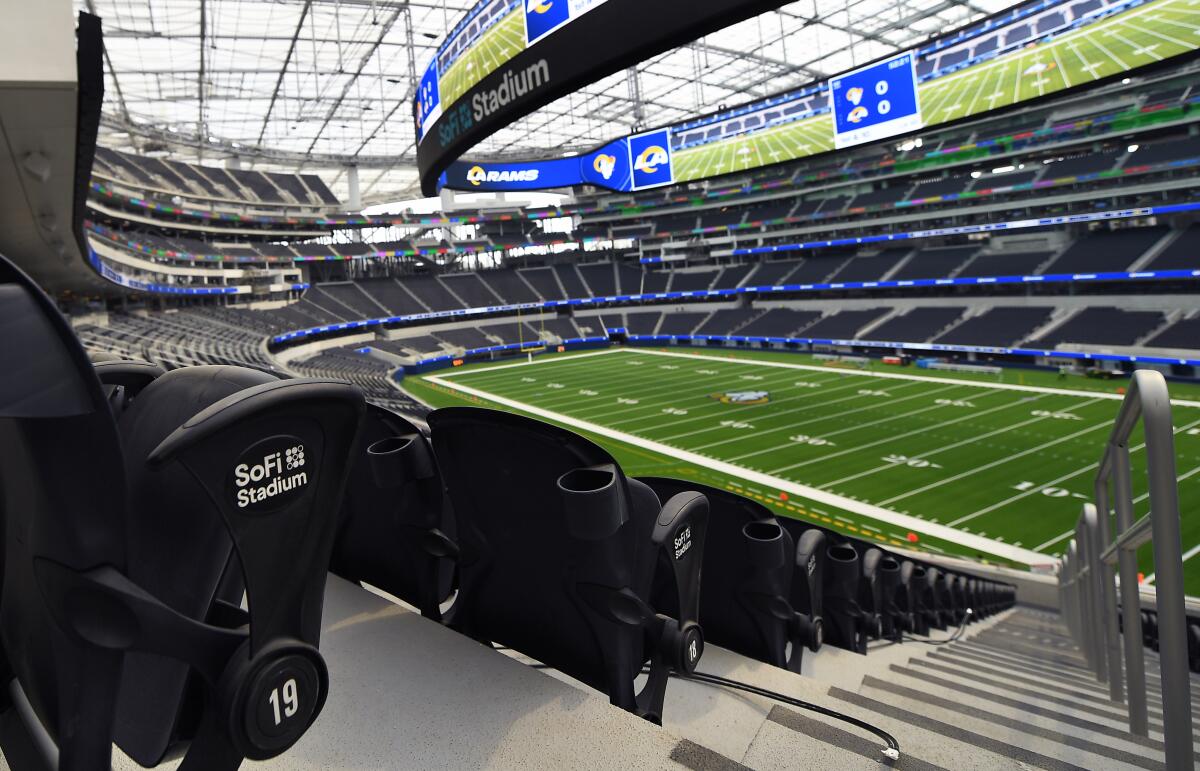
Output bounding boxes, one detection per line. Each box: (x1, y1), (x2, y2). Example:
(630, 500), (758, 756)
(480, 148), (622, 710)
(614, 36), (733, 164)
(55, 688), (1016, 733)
(466, 165), (540, 186)
(231, 436), (311, 513)
(627, 128), (674, 190)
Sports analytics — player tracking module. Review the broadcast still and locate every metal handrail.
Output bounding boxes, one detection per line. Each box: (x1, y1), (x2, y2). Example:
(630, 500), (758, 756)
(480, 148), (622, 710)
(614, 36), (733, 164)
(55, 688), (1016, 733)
(1058, 369), (1192, 770)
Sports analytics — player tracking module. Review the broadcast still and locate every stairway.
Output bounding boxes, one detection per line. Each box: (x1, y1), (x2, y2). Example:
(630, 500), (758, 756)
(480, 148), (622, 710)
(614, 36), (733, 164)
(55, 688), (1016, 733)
(660, 607), (1199, 769)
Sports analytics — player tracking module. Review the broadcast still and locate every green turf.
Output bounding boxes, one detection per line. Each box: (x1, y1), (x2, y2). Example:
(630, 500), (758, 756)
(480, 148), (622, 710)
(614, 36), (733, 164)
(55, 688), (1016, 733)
(672, 0), (1200, 184)
(406, 346), (1200, 595)
(438, 9), (527, 111)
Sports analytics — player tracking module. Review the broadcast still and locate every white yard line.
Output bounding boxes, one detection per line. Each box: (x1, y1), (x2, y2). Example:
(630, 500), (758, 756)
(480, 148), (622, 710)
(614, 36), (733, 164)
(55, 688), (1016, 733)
(621, 348), (1200, 408)
(1144, 542), (1200, 585)
(815, 401), (1068, 488)
(950, 416), (1200, 527)
(877, 421), (1112, 506)
(426, 372), (1054, 566)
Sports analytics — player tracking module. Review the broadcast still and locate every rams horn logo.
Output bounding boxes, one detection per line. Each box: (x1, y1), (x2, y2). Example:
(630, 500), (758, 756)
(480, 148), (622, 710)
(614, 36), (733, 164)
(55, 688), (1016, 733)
(710, 390), (770, 405)
(527, 0), (553, 13)
(593, 153), (617, 180)
(846, 86), (864, 105)
(466, 165), (486, 186)
(847, 105), (869, 124)
(634, 145), (669, 175)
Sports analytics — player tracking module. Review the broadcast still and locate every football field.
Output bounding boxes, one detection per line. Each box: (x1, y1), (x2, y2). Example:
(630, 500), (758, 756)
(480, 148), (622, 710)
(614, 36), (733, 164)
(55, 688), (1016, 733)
(673, 0), (1200, 183)
(409, 346), (1200, 595)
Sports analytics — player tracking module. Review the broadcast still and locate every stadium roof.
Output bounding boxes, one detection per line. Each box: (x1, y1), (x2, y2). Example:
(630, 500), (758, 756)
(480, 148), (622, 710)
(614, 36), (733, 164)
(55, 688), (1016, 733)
(84, 0), (1014, 203)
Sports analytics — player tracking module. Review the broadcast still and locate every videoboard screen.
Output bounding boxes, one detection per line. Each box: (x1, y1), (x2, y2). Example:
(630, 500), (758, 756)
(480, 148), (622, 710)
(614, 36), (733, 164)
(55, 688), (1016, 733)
(439, 0), (1200, 194)
(414, 0), (792, 194)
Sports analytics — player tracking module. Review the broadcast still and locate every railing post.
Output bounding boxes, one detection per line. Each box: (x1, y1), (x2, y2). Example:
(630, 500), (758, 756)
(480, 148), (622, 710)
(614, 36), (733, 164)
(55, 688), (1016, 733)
(1087, 496), (1124, 704)
(1110, 442), (1148, 736)
(1075, 516), (1106, 681)
(1136, 371), (1193, 771)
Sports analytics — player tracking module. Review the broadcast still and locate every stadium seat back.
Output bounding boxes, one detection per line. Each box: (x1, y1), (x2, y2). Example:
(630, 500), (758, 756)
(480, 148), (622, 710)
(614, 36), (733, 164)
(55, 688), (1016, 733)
(93, 359), (165, 416)
(331, 403), (456, 619)
(0, 254), (365, 769)
(641, 478), (821, 672)
(429, 407), (707, 721)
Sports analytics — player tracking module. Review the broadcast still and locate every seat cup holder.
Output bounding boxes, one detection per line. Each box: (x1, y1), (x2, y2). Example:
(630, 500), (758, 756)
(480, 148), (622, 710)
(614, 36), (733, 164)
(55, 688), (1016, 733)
(742, 520), (787, 569)
(826, 543), (860, 586)
(557, 465), (627, 540)
(367, 434), (434, 487)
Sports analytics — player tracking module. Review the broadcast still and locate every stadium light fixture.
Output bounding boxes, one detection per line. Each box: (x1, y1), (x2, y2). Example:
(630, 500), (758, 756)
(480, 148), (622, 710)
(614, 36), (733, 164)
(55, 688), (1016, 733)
(970, 171), (982, 178)
(991, 165), (1015, 174)
(1127, 144), (1139, 153)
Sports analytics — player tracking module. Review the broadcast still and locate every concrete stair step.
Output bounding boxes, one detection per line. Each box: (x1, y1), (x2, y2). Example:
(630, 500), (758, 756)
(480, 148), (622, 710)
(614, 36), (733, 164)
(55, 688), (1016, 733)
(901, 656), (1164, 726)
(872, 666), (1189, 752)
(857, 676), (1170, 770)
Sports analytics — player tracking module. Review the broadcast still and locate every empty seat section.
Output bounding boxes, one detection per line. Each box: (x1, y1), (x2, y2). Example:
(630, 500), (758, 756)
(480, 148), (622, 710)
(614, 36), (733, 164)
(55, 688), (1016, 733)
(1032, 307), (1165, 347)
(481, 269), (541, 304)
(538, 317), (583, 340)
(746, 259), (803, 286)
(1144, 317), (1200, 349)
(700, 208), (747, 228)
(694, 308), (760, 335)
(406, 277), (467, 311)
(625, 312), (663, 335)
(1041, 150), (1120, 178)
(868, 307), (966, 341)
(479, 322), (539, 344)
(378, 336), (444, 355)
(641, 270), (669, 293)
(520, 267), (566, 300)
(654, 214), (698, 233)
(787, 255), (850, 283)
(657, 312), (709, 336)
(737, 309), (821, 337)
(436, 327), (495, 349)
(229, 169), (284, 202)
(829, 252), (897, 282)
(890, 246), (978, 280)
(800, 308), (887, 339)
(971, 170), (1037, 189)
(578, 263), (617, 296)
(442, 274), (503, 307)
(745, 201), (794, 221)
(909, 175), (970, 198)
(1126, 136), (1200, 165)
(553, 265), (589, 298)
(615, 264), (644, 294)
(957, 251), (1051, 277)
(671, 271), (720, 292)
(851, 184), (911, 207)
(267, 171), (315, 202)
(1147, 225), (1200, 270)
(366, 280), (428, 314)
(317, 284), (385, 318)
(1042, 226), (1167, 274)
(715, 264), (754, 288)
(934, 307), (1054, 346)
(301, 173), (342, 206)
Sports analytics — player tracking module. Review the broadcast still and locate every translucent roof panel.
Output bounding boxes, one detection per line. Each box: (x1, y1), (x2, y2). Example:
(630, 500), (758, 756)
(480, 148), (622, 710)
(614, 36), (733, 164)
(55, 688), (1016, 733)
(83, 0), (1019, 203)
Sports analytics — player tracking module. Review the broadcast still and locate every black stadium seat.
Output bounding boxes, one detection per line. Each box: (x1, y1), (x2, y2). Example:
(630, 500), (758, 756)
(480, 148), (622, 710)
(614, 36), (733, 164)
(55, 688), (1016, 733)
(0, 254), (365, 768)
(331, 403), (457, 620)
(640, 478), (823, 673)
(428, 407), (708, 723)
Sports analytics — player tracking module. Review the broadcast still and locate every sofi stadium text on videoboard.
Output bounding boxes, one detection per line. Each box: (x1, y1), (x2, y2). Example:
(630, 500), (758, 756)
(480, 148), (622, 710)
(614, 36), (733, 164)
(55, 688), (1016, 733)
(427, 0), (1200, 195)
(413, 0), (794, 194)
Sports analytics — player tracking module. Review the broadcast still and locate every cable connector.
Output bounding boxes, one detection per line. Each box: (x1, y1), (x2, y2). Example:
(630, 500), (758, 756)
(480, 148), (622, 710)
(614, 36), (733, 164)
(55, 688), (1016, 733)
(881, 747), (901, 761)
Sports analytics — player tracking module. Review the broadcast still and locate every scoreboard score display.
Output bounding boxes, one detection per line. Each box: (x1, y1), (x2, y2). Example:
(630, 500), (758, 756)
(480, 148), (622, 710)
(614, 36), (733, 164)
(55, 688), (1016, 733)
(830, 53), (922, 150)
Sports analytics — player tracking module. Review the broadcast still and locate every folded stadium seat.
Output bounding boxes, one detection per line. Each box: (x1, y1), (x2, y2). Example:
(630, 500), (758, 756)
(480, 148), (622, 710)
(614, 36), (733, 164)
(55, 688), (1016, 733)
(0, 255), (365, 769)
(905, 563), (931, 636)
(428, 407), (708, 723)
(819, 538), (881, 654)
(918, 566), (946, 631)
(92, 358), (165, 416)
(639, 479), (823, 673)
(330, 403), (457, 620)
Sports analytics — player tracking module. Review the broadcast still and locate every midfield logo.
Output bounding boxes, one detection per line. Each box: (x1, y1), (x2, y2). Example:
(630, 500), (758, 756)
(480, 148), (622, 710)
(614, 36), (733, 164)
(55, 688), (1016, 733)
(710, 390), (770, 405)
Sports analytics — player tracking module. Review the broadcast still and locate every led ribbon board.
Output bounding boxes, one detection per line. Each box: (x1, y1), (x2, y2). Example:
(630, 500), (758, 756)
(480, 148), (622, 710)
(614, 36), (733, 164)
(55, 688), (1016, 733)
(436, 0), (1200, 193)
(414, 0), (791, 195)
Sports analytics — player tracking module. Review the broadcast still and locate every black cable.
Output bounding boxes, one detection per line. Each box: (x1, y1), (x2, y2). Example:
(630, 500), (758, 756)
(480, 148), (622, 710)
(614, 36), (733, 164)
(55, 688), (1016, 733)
(673, 669), (900, 760)
(868, 608), (973, 649)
